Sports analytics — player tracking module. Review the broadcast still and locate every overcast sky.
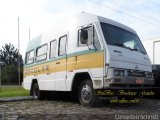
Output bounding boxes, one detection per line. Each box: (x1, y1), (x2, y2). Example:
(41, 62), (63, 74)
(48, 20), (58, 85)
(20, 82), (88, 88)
(0, 0), (160, 57)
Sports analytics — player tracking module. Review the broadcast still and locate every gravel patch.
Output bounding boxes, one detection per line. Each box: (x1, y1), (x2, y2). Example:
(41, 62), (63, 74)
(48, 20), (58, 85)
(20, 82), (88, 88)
(0, 97), (160, 120)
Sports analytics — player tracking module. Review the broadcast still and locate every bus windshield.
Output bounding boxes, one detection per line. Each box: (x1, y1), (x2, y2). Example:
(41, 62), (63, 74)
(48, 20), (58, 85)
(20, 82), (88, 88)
(100, 22), (146, 54)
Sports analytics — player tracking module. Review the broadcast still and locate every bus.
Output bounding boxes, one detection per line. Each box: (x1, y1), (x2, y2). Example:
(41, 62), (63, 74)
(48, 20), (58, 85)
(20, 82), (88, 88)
(23, 12), (154, 106)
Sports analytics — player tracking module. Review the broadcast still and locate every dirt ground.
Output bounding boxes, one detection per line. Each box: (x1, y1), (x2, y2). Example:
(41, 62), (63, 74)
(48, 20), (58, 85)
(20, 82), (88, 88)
(0, 95), (160, 120)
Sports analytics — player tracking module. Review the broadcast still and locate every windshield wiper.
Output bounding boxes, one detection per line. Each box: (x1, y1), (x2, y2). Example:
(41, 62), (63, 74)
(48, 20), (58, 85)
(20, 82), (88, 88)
(140, 51), (146, 54)
(113, 43), (125, 47)
(112, 43), (145, 54)
(131, 48), (138, 51)
(131, 48), (146, 54)
(113, 43), (132, 50)
(130, 48), (146, 54)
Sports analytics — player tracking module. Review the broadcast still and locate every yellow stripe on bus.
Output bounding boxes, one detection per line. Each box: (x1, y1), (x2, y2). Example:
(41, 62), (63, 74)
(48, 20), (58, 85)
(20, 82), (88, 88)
(24, 51), (104, 77)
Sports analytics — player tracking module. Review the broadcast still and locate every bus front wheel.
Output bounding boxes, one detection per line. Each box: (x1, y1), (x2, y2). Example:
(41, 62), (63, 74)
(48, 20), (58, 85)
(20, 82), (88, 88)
(78, 79), (99, 106)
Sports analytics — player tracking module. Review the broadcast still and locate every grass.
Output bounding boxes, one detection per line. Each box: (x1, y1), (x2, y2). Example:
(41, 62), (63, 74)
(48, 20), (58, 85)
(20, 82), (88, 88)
(0, 85), (30, 98)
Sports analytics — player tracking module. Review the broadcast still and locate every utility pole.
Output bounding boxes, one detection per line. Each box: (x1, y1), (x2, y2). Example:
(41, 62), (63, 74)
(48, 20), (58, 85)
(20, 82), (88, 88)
(18, 17), (21, 91)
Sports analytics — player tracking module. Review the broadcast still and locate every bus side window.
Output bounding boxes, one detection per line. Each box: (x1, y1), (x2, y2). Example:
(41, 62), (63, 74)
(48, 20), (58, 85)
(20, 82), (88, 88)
(78, 26), (93, 47)
(36, 44), (48, 62)
(50, 40), (57, 58)
(26, 50), (34, 64)
(93, 26), (101, 50)
(58, 35), (67, 56)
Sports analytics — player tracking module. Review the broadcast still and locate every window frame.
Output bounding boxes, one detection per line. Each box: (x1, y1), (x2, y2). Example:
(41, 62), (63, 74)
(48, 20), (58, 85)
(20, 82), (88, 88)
(49, 39), (57, 59)
(78, 25), (93, 47)
(58, 35), (67, 56)
(25, 49), (35, 65)
(35, 44), (48, 62)
(93, 25), (101, 50)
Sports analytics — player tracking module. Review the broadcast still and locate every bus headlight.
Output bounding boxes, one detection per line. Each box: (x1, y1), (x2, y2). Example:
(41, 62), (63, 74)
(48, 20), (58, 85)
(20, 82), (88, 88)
(114, 69), (125, 76)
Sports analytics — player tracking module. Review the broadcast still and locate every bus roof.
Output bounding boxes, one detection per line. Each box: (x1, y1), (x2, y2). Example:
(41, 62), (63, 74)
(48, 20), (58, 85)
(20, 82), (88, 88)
(26, 12), (137, 52)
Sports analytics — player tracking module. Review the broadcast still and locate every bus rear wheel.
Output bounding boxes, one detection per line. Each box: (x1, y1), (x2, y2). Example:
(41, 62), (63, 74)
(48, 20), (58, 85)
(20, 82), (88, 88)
(78, 80), (99, 106)
(32, 83), (44, 100)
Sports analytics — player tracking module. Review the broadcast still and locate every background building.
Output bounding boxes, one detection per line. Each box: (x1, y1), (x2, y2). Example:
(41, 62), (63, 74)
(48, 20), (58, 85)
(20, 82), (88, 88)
(142, 38), (160, 64)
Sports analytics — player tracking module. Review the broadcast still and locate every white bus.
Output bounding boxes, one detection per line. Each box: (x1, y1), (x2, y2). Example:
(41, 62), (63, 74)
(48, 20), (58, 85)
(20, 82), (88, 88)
(23, 13), (154, 106)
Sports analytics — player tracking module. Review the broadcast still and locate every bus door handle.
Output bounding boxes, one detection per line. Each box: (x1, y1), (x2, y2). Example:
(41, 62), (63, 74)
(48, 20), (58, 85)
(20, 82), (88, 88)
(56, 61), (60, 64)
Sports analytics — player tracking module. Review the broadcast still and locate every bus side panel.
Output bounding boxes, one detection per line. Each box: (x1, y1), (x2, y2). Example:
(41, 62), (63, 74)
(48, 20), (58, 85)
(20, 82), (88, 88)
(23, 76), (36, 90)
(66, 51), (104, 91)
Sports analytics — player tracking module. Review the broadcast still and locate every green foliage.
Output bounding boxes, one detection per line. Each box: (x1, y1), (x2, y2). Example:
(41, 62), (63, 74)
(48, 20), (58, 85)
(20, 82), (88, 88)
(0, 43), (23, 85)
(0, 86), (29, 98)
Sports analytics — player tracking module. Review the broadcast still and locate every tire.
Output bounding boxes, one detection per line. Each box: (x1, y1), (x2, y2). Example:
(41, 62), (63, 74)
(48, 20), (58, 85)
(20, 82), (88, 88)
(78, 79), (99, 106)
(32, 83), (44, 100)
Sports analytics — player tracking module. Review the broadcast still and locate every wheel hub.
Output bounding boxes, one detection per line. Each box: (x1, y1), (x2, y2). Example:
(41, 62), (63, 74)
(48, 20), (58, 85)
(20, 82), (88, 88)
(81, 85), (91, 101)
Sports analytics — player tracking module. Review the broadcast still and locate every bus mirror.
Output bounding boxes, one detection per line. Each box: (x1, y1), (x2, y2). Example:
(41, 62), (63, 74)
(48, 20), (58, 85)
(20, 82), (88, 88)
(80, 29), (88, 44)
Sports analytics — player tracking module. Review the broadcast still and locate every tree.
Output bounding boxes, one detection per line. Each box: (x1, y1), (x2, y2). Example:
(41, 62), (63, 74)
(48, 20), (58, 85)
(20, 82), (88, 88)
(0, 43), (23, 85)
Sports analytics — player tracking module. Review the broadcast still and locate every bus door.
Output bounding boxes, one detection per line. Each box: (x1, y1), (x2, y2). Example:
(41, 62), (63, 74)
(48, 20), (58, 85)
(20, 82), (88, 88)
(55, 35), (67, 91)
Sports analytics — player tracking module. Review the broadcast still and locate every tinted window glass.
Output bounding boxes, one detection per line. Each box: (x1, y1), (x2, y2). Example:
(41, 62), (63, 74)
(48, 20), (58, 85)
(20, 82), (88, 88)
(36, 44), (48, 61)
(93, 27), (101, 50)
(59, 36), (67, 56)
(101, 22), (146, 53)
(26, 50), (34, 64)
(50, 40), (57, 58)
